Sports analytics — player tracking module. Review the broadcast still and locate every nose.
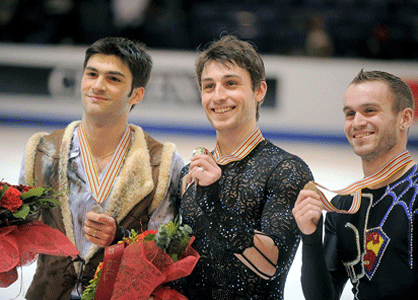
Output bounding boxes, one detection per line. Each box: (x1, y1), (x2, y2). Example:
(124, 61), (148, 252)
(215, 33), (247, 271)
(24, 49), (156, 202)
(352, 112), (367, 128)
(212, 85), (226, 102)
(91, 76), (106, 93)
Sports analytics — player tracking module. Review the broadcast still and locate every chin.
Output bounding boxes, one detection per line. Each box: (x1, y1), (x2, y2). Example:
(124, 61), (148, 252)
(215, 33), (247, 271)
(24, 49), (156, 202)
(353, 147), (377, 160)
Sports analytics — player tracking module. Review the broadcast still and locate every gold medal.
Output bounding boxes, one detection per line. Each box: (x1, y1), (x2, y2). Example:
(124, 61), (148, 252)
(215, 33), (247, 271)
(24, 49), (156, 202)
(192, 147), (206, 157)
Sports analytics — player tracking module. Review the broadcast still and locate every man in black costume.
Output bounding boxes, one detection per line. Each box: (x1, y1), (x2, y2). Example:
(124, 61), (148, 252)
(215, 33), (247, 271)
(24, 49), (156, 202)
(175, 35), (313, 299)
(293, 69), (418, 299)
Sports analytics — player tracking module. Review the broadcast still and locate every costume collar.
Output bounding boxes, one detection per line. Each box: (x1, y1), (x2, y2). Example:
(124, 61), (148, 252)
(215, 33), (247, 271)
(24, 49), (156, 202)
(213, 127), (264, 165)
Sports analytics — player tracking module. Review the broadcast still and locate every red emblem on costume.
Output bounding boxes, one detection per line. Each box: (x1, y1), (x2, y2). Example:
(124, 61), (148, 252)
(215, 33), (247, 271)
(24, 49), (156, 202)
(363, 228), (390, 279)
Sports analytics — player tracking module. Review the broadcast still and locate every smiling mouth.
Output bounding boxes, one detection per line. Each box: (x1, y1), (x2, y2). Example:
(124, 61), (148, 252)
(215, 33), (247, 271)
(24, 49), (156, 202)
(88, 95), (107, 101)
(354, 132), (373, 139)
(213, 107), (234, 113)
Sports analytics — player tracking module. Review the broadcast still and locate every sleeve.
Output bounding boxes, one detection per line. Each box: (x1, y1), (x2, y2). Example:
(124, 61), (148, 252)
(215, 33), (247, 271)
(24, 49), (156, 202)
(148, 151), (184, 230)
(195, 156), (313, 259)
(300, 212), (349, 300)
(262, 157), (313, 274)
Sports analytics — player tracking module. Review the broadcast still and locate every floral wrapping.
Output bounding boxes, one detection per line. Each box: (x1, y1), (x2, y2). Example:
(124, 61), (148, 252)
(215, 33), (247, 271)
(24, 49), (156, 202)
(82, 219), (199, 300)
(0, 220), (79, 287)
(95, 237), (199, 300)
(0, 182), (79, 288)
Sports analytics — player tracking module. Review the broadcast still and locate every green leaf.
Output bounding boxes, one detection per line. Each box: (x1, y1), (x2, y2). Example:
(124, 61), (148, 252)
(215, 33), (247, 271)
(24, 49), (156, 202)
(144, 233), (156, 241)
(12, 204), (30, 219)
(39, 198), (62, 206)
(0, 185), (8, 198)
(171, 253), (178, 262)
(21, 187), (46, 200)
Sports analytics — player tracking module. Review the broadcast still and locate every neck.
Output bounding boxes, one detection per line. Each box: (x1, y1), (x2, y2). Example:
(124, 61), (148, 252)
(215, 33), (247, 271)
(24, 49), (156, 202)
(81, 116), (128, 157)
(216, 126), (257, 156)
(362, 149), (414, 189)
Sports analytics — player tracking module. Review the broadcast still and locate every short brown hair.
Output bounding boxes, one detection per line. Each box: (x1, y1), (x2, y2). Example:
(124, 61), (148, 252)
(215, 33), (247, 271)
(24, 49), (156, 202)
(350, 69), (414, 113)
(84, 37), (153, 90)
(195, 35), (266, 120)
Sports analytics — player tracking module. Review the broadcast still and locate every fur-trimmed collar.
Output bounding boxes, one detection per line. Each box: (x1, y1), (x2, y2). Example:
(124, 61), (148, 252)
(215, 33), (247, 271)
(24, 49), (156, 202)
(25, 121), (175, 270)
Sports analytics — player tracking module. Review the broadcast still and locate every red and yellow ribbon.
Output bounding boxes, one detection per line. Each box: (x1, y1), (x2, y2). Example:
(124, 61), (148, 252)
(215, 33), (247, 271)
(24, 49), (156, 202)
(78, 124), (132, 204)
(195, 128), (264, 165)
(308, 151), (412, 214)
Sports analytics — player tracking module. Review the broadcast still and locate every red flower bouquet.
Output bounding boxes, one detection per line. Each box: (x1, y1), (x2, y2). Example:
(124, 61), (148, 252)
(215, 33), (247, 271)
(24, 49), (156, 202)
(82, 218), (199, 300)
(0, 181), (79, 287)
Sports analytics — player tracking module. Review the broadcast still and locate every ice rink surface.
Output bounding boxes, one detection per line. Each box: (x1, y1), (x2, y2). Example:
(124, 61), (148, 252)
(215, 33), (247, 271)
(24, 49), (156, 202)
(1, 124), (417, 300)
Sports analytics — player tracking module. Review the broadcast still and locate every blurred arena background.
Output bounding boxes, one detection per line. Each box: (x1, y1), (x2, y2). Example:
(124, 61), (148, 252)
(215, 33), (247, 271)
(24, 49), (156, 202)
(2, 0), (418, 299)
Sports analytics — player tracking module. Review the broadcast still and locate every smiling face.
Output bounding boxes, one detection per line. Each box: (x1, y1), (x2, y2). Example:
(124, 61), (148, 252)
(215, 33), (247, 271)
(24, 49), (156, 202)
(343, 80), (404, 162)
(201, 60), (266, 139)
(81, 54), (143, 124)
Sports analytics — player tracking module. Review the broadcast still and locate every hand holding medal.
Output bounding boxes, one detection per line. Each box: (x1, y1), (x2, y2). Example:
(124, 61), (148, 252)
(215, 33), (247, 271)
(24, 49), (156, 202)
(182, 147), (222, 194)
(84, 204), (118, 247)
(293, 151), (413, 235)
(292, 181), (324, 235)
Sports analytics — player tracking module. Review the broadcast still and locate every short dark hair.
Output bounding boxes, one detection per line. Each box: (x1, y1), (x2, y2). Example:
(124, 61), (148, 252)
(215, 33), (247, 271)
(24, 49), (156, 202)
(350, 69), (415, 113)
(195, 35), (266, 120)
(83, 37), (153, 90)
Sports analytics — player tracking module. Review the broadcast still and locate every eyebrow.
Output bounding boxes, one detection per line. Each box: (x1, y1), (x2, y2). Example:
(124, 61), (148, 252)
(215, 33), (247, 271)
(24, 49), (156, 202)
(201, 74), (241, 82)
(343, 102), (380, 112)
(342, 106), (351, 112)
(85, 66), (126, 78)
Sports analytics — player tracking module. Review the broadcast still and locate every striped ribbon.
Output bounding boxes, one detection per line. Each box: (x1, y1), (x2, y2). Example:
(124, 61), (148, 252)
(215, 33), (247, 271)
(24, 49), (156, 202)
(209, 128), (264, 165)
(310, 151), (413, 214)
(78, 124), (132, 204)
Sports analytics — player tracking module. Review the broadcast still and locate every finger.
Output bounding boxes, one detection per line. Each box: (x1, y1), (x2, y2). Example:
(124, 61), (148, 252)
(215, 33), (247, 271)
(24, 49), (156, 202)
(184, 172), (194, 187)
(85, 224), (115, 247)
(294, 190), (319, 209)
(85, 231), (105, 247)
(85, 211), (115, 226)
(190, 157), (221, 176)
(84, 225), (100, 239)
(298, 208), (322, 226)
(293, 204), (323, 234)
(189, 159), (206, 172)
(190, 155), (217, 170)
(298, 200), (323, 217)
(85, 211), (104, 225)
(187, 164), (203, 182)
(294, 198), (323, 221)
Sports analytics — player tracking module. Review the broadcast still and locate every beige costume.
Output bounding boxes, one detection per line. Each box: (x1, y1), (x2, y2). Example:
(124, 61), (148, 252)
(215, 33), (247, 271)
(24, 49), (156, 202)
(22, 121), (180, 299)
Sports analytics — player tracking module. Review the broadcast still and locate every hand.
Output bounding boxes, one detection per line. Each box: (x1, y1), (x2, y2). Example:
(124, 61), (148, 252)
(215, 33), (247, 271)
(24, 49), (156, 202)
(292, 187), (323, 235)
(183, 154), (222, 190)
(84, 211), (117, 247)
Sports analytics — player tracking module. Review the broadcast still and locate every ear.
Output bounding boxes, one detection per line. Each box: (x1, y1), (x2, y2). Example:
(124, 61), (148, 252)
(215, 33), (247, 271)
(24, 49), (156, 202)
(129, 87), (145, 105)
(399, 107), (414, 131)
(255, 81), (267, 103)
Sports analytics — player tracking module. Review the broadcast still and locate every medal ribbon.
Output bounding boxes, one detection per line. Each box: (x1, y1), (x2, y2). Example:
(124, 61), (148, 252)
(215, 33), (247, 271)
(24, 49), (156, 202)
(78, 124), (132, 204)
(311, 151), (412, 214)
(207, 128), (264, 165)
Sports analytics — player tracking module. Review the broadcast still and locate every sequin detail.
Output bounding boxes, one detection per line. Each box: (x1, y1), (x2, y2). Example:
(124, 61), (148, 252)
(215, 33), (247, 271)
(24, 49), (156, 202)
(364, 228), (390, 279)
(175, 140), (313, 299)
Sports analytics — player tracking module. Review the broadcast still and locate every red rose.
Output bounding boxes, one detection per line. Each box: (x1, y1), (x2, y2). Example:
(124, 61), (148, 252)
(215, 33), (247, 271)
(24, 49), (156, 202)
(0, 187), (23, 212)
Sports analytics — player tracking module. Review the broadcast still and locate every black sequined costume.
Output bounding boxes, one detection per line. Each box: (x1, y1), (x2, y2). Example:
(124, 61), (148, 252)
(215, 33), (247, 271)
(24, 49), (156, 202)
(301, 165), (418, 300)
(175, 140), (313, 299)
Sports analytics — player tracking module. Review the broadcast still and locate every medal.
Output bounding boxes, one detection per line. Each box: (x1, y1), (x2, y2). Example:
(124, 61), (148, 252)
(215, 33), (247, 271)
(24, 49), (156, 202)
(192, 147), (206, 157)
